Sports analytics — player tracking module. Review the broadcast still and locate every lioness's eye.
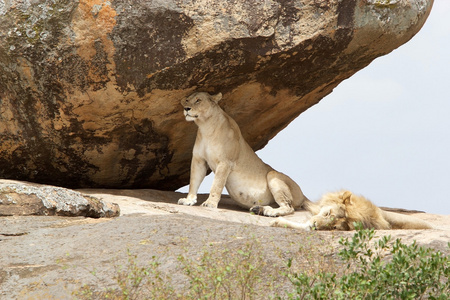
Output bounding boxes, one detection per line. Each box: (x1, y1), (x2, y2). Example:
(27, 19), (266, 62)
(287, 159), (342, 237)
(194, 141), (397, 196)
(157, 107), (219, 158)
(195, 99), (201, 104)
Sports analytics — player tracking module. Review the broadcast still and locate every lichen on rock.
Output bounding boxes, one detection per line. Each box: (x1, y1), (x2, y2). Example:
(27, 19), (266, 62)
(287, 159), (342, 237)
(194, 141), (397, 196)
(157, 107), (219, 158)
(0, 180), (120, 217)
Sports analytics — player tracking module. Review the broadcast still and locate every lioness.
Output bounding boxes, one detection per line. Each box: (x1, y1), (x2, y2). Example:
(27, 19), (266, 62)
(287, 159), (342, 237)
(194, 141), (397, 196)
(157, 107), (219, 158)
(270, 190), (433, 231)
(178, 92), (310, 217)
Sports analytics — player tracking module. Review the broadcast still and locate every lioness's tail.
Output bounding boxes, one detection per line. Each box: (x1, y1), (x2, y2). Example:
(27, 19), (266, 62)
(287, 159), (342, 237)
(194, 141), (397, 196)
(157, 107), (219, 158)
(381, 210), (433, 230)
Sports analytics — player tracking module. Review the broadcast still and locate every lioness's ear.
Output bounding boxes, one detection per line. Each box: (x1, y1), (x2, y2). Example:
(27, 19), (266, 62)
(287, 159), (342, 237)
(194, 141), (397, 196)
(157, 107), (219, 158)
(211, 92), (222, 103)
(342, 191), (353, 205)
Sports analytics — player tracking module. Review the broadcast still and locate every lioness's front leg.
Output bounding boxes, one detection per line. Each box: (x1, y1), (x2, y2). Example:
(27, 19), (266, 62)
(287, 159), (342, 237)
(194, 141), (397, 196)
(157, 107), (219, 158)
(178, 156), (207, 206)
(201, 162), (232, 208)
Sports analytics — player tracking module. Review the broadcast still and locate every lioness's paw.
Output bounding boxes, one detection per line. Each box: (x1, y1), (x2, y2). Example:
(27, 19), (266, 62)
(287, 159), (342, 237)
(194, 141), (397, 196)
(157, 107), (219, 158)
(250, 205), (265, 215)
(252, 206), (281, 217)
(263, 211), (281, 217)
(200, 200), (218, 209)
(178, 197), (197, 206)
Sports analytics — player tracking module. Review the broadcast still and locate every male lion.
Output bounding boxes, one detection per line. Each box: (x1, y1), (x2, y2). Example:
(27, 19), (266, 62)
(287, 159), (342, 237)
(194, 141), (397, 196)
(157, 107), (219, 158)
(270, 190), (433, 231)
(178, 92), (311, 217)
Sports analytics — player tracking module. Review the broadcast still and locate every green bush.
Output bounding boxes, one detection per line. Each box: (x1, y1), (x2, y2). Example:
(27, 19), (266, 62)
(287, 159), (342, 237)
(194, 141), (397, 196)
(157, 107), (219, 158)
(285, 226), (450, 300)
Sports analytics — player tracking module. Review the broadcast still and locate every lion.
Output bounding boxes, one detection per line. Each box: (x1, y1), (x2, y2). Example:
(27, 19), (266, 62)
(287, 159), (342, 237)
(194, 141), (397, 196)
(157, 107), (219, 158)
(270, 190), (433, 231)
(177, 92), (311, 217)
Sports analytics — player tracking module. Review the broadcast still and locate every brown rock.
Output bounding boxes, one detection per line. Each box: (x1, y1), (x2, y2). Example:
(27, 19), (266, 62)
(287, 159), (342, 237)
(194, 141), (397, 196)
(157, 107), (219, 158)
(0, 187), (448, 298)
(0, 180), (120, 217)
(0, 0), (434, 189)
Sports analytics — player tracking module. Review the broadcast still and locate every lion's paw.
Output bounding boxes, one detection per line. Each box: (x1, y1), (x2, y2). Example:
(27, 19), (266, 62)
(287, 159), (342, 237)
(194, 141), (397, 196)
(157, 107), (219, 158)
(178, 197), (197, 206)
(306, 221), (315, 231)
(270, 217), (287, 227)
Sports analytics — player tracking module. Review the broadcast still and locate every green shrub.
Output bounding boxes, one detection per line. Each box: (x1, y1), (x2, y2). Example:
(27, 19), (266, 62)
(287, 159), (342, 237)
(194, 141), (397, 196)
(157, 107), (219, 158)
(285, 226), (450, 299)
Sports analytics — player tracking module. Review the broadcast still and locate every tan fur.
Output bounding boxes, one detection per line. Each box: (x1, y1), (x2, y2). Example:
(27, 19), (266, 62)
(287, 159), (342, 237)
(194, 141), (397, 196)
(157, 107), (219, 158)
(178, 92), (310, 217)
(271, 190), (433, 231)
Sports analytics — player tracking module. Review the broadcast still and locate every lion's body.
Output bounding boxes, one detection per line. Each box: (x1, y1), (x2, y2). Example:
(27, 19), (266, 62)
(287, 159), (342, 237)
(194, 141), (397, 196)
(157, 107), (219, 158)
(271, 190), (433, 231)
(178, 92), (309, 216)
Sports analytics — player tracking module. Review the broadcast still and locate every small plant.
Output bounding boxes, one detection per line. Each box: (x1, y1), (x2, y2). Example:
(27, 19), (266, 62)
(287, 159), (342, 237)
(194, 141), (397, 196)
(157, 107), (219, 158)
(112, 250), (177, 300)
(73, 250), (176, 300)
(178, 239), (269, 300)
(285, 225), (450, 299)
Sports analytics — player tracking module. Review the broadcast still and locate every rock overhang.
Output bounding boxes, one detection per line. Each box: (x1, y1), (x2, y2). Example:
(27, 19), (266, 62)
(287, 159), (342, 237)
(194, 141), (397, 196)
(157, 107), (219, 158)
(0, 0), (434, 189)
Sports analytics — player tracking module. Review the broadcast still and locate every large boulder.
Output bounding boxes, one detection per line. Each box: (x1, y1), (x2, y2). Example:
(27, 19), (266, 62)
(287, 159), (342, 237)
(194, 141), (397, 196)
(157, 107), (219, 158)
(0, 0), (433, 189)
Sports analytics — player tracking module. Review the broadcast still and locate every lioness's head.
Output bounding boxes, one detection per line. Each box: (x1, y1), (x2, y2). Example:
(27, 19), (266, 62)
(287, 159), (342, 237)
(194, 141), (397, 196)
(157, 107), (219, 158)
(181, 92), (222, 122)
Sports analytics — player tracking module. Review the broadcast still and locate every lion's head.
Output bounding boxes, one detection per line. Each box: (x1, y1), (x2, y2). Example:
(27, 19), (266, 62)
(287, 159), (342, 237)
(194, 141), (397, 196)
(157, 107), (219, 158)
(181, 92), (223, 122)
(309, 213), (350, 231)
(309, 190), (354, 231)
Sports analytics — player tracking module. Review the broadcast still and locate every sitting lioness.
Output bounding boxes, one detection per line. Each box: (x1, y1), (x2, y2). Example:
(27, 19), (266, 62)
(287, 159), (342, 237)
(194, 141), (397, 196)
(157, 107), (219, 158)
(178, 92), (310, 217)
(270, 190), (433, 231)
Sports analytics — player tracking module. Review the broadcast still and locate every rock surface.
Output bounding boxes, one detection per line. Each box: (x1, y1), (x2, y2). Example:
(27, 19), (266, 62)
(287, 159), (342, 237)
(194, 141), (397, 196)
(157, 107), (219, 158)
(0, 0), (434, 189)
(0, 180), (119, 217)
(0, 184), (448, 298)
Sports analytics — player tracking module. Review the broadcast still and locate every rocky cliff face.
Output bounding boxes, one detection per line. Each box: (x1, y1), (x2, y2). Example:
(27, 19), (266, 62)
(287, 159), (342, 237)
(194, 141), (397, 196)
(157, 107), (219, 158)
(0, 0), (433, 189)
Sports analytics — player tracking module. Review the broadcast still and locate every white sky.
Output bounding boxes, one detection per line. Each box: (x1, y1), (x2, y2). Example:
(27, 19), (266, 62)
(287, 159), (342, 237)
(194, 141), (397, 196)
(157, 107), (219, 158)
(179, 1), (450, 215)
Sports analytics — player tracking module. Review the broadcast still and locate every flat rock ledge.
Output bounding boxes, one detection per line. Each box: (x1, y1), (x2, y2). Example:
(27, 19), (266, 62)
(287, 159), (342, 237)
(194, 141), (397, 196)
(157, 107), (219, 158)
(0, 180), (119, 218)
(0, 182), (448, 298)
